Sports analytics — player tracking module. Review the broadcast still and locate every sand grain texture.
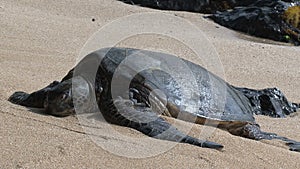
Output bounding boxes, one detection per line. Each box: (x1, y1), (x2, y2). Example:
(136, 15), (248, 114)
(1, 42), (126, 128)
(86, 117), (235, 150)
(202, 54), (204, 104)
(1, 1), (300, 168)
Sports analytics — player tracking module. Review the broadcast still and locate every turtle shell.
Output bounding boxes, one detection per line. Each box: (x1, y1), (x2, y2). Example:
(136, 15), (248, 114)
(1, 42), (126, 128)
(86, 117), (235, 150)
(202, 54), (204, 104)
(75, 48), (255, 123)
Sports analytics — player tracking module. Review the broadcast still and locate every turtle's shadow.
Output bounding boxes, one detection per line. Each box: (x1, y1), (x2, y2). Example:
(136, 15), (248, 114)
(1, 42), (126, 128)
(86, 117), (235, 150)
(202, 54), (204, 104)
(78, 111), (107, 123)
(26, 107), (107, 123)
(26, 107), (49, 116)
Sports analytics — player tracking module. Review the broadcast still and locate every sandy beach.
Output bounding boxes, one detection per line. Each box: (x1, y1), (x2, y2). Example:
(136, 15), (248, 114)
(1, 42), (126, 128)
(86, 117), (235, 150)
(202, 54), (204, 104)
(1, 1), (300, 168)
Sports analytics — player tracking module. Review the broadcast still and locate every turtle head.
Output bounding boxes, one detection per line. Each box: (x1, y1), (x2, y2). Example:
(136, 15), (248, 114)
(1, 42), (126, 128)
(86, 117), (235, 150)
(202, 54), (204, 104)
(44, 76), (96, 116)
(44, 79), (74, 117)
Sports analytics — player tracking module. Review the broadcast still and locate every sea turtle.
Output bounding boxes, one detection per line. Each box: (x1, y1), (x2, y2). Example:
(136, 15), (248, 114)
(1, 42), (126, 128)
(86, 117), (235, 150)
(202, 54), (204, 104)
(119, 0), (300, 45)
(8, 47), (300, 151)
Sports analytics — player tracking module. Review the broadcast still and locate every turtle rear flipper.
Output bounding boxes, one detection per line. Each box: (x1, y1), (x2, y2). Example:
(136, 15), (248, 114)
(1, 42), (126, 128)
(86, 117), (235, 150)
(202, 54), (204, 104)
(103, 97), (223, 150)
(234, 87), (299, 117)
(232, 123), (300, 152)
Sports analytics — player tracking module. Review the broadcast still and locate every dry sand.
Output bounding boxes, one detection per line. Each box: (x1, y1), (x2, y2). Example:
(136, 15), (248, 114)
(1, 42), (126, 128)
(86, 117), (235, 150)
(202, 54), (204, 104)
(1, 0), (300, 168)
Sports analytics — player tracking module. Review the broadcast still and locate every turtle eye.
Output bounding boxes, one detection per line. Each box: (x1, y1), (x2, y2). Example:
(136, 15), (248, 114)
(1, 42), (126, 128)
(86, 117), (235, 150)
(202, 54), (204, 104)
(61, 93), (67, 100)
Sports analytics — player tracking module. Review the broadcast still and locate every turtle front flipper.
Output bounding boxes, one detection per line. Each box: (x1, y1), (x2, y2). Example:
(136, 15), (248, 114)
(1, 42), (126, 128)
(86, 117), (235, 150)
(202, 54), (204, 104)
(288, 142), (300, 152)
(8, 81), (60, 108)
(102, 97), (223, 150)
